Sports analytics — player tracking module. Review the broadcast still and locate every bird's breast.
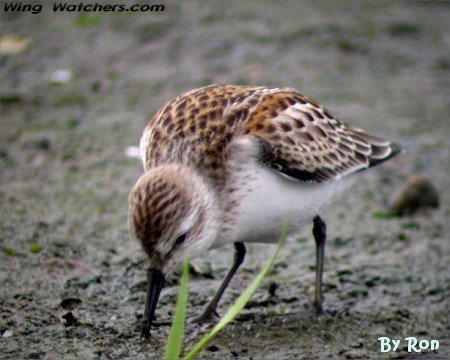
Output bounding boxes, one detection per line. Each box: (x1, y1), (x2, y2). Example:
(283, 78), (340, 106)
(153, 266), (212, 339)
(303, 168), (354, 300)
(214, 160), (354, 247)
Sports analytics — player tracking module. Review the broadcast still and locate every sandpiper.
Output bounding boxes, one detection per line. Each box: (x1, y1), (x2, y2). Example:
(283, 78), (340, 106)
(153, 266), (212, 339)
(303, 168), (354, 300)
(128, 85), (401, 338)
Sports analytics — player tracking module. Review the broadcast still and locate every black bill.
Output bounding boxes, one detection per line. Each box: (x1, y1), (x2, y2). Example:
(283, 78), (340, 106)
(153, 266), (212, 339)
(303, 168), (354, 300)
(141, 268), (165, 339)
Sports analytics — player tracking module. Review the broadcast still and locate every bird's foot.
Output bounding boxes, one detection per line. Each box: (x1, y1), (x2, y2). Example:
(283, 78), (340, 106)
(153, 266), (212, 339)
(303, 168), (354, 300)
(152, 320), (171, 327)
(325, 306), (350, 318)
(190, 309), (220, 324)
(313, 300), (324, 315)
(141, 322), (151, 340)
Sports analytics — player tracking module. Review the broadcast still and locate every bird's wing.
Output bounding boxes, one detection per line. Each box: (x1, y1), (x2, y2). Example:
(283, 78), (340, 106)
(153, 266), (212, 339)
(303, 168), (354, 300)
(242, 89), (401, 182)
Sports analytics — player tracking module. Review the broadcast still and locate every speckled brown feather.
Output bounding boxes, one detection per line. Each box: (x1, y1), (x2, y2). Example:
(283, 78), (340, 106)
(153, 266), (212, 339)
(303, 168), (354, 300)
(242, 89), (401, 181)
(128, 167), (190, 262)
(142, 85), (400, 184)
(128, 164), (215, 267)
(142, 85), (264, 186)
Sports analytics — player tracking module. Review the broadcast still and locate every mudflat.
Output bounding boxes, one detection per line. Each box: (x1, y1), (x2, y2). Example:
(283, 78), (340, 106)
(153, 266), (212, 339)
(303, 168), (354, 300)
(1, 1), (448, 359)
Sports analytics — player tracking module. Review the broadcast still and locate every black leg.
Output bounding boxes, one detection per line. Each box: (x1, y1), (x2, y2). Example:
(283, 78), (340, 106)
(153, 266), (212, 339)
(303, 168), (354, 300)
(192, 242), (246, 323)
(313, 216), (326, 314)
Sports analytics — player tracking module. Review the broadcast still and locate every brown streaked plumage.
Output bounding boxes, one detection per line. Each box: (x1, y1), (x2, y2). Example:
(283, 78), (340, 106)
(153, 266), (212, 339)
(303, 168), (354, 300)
(140, 85), (399, 184)
(128, 166), (191, 263)
(128, 163), (219, 271)
(129, 84), (402, 338)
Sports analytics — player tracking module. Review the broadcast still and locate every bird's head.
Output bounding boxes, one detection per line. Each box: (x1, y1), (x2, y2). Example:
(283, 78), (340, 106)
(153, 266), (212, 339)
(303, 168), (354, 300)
(128, 164), (219, 338)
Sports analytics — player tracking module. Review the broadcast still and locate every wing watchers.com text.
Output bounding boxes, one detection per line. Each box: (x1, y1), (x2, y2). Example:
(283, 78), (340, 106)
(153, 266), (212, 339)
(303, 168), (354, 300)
(3, 2), (165, 14)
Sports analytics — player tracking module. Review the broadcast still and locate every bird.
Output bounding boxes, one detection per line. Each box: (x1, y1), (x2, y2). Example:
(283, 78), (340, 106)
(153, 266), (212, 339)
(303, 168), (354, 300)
(127, 84), (401, 339)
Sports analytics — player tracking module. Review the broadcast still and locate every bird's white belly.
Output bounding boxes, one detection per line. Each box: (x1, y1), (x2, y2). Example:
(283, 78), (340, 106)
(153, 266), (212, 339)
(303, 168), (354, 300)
(222, 162), (354, 245)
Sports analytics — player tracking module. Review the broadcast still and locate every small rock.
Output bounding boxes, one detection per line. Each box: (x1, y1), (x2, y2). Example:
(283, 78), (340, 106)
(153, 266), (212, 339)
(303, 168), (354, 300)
(268, 282), (278, 297)
(343, 348), (367, 359)
(62, 311), (78, 326)
(2, 329), (13, 338)
(0, 35), (31, 55)
(390, 175), (439, 215)
(50, 69), (72, 84)
(207, 345), (220, 352)
(60, 297), (82, 310)
(189, 260), (204, 276)
(189, 260), (214, 279)
(124, 146), (141, 159)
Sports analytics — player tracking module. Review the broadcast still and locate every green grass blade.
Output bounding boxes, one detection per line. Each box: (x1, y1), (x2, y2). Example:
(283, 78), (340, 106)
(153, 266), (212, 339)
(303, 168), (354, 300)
(165, 260), (190, 360)
(184, 220), (289, 360)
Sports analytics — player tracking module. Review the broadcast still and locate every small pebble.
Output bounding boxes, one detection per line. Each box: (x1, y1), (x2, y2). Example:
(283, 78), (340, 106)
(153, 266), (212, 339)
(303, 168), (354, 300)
(62, 311), (78, 326)
(390, 175), (439, 215)
(2, 330), (13, 338)
(207, 345), (220, 352)
(50, 69), (72, 84)
(268, 282), (278, 297)
(60, 297), (82, 310)
(124, 146), (141, 159)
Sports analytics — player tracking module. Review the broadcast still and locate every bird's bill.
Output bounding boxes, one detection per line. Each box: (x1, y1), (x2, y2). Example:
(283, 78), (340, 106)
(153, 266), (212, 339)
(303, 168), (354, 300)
(141, 268), (165, 339)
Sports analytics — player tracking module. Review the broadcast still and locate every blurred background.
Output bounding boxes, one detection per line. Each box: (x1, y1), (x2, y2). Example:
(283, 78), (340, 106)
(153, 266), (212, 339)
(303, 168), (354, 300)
(1, 1), (449, 359)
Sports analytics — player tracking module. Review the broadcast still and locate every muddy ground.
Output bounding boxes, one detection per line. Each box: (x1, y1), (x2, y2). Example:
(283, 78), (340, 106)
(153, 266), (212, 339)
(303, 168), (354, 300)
(1, 1), (449, 359)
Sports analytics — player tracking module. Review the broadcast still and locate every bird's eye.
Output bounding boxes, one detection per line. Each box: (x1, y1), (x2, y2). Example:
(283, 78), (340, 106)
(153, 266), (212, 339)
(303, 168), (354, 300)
(174, 233), (187, 246)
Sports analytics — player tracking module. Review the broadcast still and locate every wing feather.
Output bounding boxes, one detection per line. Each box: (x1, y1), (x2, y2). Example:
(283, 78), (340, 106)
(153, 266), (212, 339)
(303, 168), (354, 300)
(243, 90), (401, 182)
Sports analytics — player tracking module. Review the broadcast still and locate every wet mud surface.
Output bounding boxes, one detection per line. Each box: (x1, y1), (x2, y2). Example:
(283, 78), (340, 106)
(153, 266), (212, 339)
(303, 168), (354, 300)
(1, 1), (449, 359)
